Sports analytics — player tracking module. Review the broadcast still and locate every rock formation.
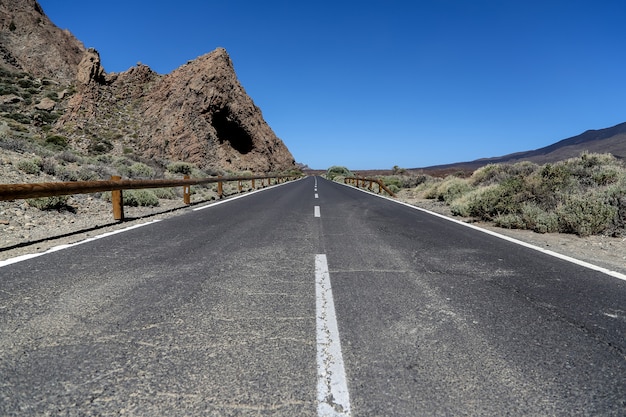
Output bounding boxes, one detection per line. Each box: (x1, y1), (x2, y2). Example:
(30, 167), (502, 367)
(0, 0), (296, 173)
(0, 0), (85, 82)
(137, 48), (295, 172)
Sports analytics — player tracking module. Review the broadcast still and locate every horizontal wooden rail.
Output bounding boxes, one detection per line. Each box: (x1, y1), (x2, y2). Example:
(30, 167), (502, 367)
(0, 174), (298, 220)
(344, 176), (396, 197)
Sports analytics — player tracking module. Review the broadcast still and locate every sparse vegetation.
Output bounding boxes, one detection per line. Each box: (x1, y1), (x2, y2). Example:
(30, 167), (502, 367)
(122, 189), (160, 207)
(27, 195), (71, 211)
(327, 153), (626, 237)
(409, 153), (626, 237)
(17, 158), (42, 175)
(167, 162), (195, 175)
(326, 166), (352, 180)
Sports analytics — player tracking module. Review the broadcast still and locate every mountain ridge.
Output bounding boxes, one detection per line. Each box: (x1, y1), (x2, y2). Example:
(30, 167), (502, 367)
(415, 121), (626, 173)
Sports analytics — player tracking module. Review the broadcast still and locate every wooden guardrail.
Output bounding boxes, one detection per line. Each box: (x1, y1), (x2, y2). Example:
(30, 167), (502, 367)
(0, 174), (298, 220)
(344, 176), (396, 197)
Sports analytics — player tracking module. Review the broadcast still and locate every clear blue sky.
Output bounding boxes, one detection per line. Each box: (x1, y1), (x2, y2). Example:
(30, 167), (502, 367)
(39, 0), (626, 170)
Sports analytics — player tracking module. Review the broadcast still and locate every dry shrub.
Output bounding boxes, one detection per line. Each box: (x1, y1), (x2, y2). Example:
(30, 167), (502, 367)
(434, 153), (626, 236)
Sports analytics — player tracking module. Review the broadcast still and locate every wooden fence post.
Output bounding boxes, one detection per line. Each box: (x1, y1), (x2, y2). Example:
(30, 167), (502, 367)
(111, 175), (124, 221)
(183, 175), (191, 205)
(218, 176), (223, 199)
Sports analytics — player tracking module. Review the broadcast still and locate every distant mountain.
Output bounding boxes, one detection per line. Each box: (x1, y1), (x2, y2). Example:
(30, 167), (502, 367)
(417, 121), (626, 173)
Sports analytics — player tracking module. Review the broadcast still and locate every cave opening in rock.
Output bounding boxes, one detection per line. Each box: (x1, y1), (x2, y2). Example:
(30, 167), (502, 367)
(212, 107), (254, 154)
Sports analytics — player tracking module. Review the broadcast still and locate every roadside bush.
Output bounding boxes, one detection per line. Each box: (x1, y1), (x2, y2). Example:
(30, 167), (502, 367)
(27, 196), (70, 211)
(56, 150), (80, 163)
(424, 176), (473, 203)
(441, 153), (626, 236)
(17, 158), (42, 175)
(127, 162), (155, 179)
(381, 176), (403, 193)
(326, 166), (352, 180)
(167, 162), (195, 175)
(471, 161), (539, 187)
(122, 189), (160, 207)
(44, 135), (68, 150)
(55, 167), (79, 181)
(152, 187), (178, 199)
(41, 157), (57, 175)
(556, 193), (617, 236)
(494, 202), (559, 234)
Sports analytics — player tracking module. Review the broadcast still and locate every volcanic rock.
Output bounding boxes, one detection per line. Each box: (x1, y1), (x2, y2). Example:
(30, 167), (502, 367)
(1, 1), (296, 173)
(138, 48), (295, 172)
(0, 0), (85, 82)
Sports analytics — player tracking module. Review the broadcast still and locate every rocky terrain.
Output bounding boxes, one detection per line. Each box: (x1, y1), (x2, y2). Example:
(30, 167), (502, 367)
(0, 0), (84, 83)
(0, 0), (295, 175)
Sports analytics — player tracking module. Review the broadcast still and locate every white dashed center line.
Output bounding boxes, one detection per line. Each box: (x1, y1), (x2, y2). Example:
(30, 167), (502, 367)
(315, 254), (351, 416)
(314, 206), (321, 217)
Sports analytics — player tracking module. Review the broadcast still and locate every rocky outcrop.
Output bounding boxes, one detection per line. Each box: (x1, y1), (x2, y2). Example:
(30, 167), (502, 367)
(137, 48), (294, 172)
(76, 48), (106, 85)
(58, 48), (295, 172)
(2, 1), (296, 173)
(0, 0), (85, 82)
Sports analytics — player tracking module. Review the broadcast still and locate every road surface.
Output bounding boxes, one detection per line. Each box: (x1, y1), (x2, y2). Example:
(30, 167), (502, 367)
(1, 176), (624, 415)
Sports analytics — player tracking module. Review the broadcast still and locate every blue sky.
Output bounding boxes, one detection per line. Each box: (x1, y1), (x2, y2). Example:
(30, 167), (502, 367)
(39, 0), (626, 170)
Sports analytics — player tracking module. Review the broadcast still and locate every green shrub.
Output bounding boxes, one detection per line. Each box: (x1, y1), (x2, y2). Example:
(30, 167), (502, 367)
(127, 162), (155, 178)
(167, 162), (195, 175)
(27, 196), (70, 211)
(55, 166), (79, 182)
(556, 194), (617, 236)
(77, 167), (98, 181)
(44, 135), (68, 150)
(17, 158), (42, 175)
(56, 150), (80, 163)
(435, 176), (473, 203)
(326, 166), (352, 180)
(152, 187), (178, 199)
(17, 78), (36, 89)
(88, 139), (113, 154)
(122, 189), (160, 207)
(508, 202), (560, 233)
(6, 113), (30, 124)
(465, 184), (515, 220)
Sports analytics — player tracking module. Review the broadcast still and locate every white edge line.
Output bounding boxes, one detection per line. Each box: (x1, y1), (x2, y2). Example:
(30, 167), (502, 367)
(336, 180), (626, 282)
(316, 254), (351, 416)
(0, 220), (162, 268)
(193, 177), (303, 211)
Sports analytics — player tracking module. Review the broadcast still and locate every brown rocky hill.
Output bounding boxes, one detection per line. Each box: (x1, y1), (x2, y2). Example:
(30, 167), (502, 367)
(416, 121), (626, 175)
(0, 0), (84, 83)
(0, 0), (295, 174)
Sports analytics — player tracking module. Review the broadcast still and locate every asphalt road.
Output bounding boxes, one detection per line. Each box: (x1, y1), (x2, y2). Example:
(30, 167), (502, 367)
(1, 176), (625, 416)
